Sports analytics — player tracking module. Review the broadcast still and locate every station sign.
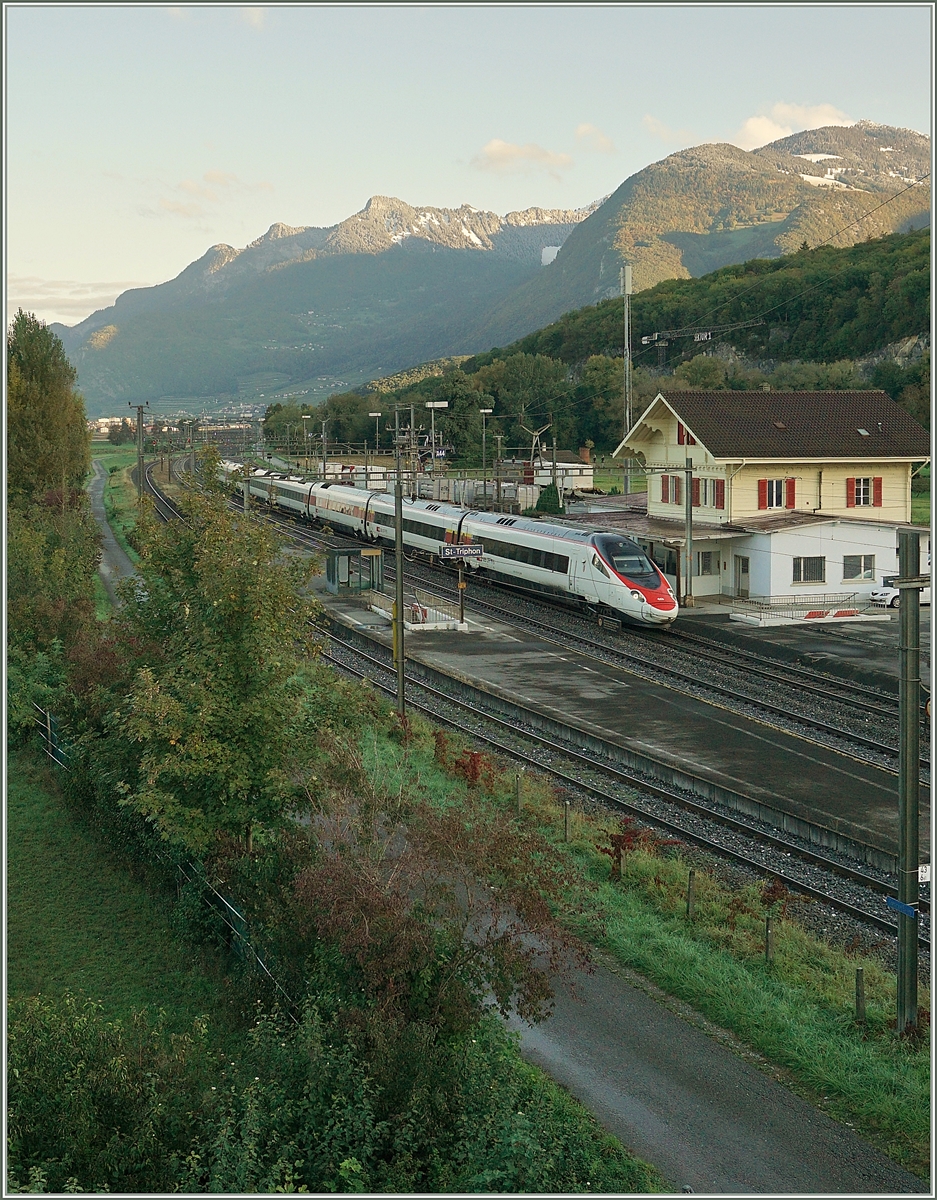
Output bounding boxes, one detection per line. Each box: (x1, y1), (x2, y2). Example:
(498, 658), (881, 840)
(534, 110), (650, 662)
(439, 544), (483, 559)
(886, 895), (918, 919)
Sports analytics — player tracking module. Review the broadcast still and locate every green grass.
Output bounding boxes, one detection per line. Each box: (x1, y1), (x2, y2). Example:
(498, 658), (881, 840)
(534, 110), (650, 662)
(92, 573), (112, 620)
(361, 718), (931, 1178)
(911, 494), (930, 525)
(7, 751), (233, 1034)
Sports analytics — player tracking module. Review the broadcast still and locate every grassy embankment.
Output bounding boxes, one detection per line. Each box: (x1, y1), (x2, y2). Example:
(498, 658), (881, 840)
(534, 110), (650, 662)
(7, 750), (237, 1035)
(364, 722), (931, 1180)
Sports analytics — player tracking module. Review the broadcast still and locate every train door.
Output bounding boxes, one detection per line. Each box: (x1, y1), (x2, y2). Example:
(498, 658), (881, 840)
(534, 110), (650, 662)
(734, 555), (750, 598)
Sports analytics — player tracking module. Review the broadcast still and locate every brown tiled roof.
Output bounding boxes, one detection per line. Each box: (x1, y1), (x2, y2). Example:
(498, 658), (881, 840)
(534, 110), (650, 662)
(656, 391), (930, 459)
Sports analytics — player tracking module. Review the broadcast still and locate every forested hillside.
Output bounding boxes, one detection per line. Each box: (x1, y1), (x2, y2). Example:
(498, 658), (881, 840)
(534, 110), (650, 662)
(275, 229), (928, 458)
(468, 228), (930, 371)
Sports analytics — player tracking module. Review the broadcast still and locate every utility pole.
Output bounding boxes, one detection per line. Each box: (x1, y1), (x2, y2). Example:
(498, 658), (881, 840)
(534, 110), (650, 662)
(479, 407), (492, 509)
(321, 419), (328, 481)
(683, 456), (695, 607)
(621, 263), (633, 495)
(896, 528), (923, 1034)
(394, 409), (406, 715)
(494, 434), (503, 511)
(129, 402), (149, 499)
(552, 434), (558, 502)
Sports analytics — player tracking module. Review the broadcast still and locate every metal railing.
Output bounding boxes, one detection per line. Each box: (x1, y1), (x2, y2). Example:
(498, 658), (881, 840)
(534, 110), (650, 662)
(731, 592), (872, 620)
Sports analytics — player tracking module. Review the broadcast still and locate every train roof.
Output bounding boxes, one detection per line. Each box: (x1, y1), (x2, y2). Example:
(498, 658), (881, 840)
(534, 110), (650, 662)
(250, 479), (640, 544)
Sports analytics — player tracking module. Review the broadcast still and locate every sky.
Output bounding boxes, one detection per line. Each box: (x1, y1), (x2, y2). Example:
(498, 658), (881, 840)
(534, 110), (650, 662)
(4, 3), (933, 327)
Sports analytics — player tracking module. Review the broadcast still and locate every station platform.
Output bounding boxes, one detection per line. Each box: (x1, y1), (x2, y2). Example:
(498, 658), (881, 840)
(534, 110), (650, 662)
(311, 575), (929, 864)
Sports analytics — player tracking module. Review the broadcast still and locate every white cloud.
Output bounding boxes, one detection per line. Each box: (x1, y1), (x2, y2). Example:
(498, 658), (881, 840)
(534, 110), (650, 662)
(470, 138), (573, 179)
(150, 170), (273, 219)
(241, 7), (265, 29)
(160, 197), (204, 218)
(7, 275), (152, 327)
(642, 114), (693, 145)
(731, 103), (855, 151)
(575, 123), (616, 153)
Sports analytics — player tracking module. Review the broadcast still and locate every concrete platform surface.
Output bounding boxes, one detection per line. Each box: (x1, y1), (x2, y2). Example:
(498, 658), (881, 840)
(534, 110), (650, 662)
(315, 579), (929, 859)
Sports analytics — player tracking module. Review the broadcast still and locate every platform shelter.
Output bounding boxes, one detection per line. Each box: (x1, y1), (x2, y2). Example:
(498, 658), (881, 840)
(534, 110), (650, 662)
(324, 546), (383, 595)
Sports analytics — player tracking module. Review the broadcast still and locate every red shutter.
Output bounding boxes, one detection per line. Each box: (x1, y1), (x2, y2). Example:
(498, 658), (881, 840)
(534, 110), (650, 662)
(692, 478), (701, 507)
(674, 475), (682, 505)
(846, 477), (856, 508)
(757, 479), (768, 510)
(661, 474), (669, 503)
(715, 479), (725, 510)
(687, 431), (697, 446)
(785, 478), (796, 509)
(677, 422), (685, 445)
(873, 477), (883, 507)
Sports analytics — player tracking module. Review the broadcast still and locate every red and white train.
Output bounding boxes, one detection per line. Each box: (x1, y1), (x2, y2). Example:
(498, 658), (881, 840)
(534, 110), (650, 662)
(222, 465), (679, 627)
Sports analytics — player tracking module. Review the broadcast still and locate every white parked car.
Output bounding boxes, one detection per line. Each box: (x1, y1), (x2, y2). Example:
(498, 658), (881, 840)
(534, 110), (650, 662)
(870, 577), (931, 608)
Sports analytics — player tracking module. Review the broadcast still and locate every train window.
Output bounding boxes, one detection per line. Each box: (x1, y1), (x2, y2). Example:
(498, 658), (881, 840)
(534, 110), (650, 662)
(593, 535), (659, 583)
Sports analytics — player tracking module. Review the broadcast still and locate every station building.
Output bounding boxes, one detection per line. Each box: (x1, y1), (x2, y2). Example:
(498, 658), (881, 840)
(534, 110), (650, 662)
(609, 390), (930, 603)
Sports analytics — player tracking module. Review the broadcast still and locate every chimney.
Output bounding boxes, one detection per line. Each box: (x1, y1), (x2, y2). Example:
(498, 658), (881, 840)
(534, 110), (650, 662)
(579, 446), (591, 464)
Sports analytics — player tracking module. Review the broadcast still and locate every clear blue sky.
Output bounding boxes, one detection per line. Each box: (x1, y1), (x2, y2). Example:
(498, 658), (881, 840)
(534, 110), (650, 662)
(5, 3), (932, 326)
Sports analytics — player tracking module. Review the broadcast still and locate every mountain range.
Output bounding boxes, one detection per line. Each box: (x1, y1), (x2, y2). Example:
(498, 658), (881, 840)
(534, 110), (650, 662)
(54, 121), (929, 416)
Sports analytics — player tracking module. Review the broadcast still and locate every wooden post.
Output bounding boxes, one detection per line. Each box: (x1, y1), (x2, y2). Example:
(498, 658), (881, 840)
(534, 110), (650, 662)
(516, 772), (522, 815)
(855, 966), (866, 1024)
(686, 868), (696, 920)
(765, 914), (774, 963)
(564, 799), (570, 843)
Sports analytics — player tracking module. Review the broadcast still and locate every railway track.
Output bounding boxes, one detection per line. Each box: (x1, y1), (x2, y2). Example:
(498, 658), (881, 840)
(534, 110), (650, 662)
(322, 624), (930, 949)
(385, 558), (931, 778)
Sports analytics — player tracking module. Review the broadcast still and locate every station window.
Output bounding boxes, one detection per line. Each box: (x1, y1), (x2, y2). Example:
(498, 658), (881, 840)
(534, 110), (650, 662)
(697, 551), (715, 576)
(846, 476), (883, 507)
(766, 479), (784, 508)
(843, 554), (875, 580)
(793, 556), (825, 584)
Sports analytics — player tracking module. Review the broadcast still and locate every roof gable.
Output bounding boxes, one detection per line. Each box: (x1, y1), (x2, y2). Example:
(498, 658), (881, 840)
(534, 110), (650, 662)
(645, 390), (929, 459)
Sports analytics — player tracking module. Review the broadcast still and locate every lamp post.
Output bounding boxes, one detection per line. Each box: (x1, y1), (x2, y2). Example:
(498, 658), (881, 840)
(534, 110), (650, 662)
(425, 401), (448, 478)
(321, 419), (328, 481)
(302, 414), (311, 470)
(393, 408), (406, 716)
(683, 456), (695, 607)
(369, 411), (382, 454)
(479, 407), (492, 509)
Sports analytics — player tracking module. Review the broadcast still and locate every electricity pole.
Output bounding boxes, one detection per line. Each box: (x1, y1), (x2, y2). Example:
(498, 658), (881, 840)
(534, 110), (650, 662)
(479, 407), (492, 508)
(896, 528), (924, 1034)
(394, 409), (406, 715)
(621, 263), (633, 495)
(129, 402), (149, 499)
(494, 434), (503, 511)
(321, 419), (328, 480)
(683, 456), (695, 607)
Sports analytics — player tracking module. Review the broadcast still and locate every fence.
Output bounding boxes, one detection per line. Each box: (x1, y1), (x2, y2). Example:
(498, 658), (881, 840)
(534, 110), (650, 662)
(730, 592), (872, 622)
(31, 703), (301, 1022)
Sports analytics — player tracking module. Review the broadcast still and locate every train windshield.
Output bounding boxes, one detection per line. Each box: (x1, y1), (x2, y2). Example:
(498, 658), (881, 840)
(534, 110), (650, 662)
(593, 535), (660, 583)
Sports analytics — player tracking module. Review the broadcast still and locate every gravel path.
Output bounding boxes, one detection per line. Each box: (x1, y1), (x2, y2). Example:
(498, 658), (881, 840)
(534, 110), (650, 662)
(88, 459), (136, 603)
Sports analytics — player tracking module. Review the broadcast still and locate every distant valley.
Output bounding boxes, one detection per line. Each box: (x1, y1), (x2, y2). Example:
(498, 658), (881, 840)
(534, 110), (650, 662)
(54, 121), (929, 416)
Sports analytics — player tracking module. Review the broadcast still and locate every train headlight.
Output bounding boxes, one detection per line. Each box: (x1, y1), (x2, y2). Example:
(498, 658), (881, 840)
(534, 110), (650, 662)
(630, 589), (643, 602)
